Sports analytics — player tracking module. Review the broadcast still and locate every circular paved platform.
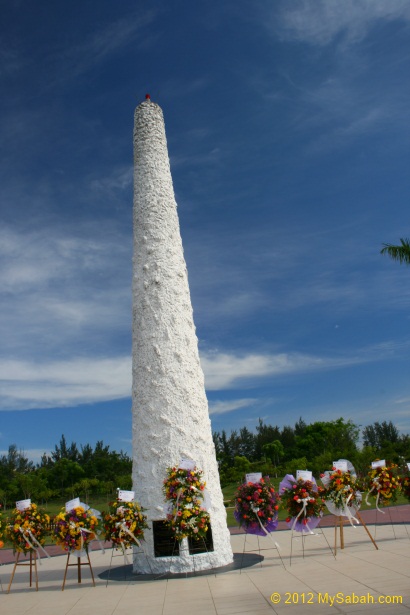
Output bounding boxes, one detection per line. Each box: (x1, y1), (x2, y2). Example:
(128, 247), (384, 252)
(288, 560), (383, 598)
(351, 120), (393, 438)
(98, 552), (264, 582)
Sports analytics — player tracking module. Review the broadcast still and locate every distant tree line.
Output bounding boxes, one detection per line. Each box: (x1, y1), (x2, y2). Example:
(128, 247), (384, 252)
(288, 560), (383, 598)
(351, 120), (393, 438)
(0, 435), (131, 509)
(213, 418), (410, 486)
(1, 419), (409, 507)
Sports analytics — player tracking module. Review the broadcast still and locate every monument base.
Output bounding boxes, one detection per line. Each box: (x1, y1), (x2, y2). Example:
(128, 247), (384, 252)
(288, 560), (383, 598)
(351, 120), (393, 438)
(133, 523), (233, 574)
(133, 544), (234, 575)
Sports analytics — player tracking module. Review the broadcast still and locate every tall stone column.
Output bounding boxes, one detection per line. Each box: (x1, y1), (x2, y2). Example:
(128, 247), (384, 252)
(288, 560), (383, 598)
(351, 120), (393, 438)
(132, 97), (233, 573)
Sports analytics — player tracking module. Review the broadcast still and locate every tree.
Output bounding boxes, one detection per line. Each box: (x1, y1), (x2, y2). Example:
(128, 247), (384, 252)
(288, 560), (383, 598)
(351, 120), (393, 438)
(279, 425), (300, 461)
(49, 458), (85, 496)
(381, 238), (410, 265)
(51, 435), (79, 462)
(14, 472), (48, 500)
(294, 417), (307, 436)
(294, 418), (359, 461)
(362, 421), (399, 449)
(362, 421), (407, 463)
(255, 419), (280, 458)
(262, 440), (285, 477)
(0, 444), (34, 482)
(238, 427), (256, 460)
(72, 478), (100, 504)
(233, 455), (251, 477)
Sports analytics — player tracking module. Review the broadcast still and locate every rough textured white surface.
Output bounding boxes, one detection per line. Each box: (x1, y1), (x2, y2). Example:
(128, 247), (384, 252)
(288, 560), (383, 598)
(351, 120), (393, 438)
(132, 100), (233, 573)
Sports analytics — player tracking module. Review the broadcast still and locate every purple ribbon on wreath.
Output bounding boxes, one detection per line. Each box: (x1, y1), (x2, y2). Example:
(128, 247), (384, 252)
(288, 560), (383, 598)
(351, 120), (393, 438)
(234, 506), (279, 536)
(234, 510), (279, 535)
(279, 474), (322, 533)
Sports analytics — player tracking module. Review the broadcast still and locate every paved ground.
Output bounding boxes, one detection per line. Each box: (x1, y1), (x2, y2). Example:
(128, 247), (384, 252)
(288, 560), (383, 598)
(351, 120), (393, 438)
(1, 519), (409, 614)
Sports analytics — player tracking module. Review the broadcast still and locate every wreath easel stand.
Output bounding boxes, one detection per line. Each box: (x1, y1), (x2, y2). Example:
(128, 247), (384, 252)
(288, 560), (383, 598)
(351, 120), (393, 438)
(7, 551), (38, 593)
(373, 506), (397, 540)
(289, 524), (335, 566)
(333, 511), (378, 555)
(240, 529), (285, 572)
(62, 551), (95, 591)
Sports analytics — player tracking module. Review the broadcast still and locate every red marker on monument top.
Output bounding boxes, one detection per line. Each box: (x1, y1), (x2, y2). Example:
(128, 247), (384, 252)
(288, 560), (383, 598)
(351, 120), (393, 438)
(145, 94), (151, 101)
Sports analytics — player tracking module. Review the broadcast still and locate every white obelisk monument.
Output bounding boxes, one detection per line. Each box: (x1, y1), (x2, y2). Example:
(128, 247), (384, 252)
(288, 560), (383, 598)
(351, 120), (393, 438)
(132, 96), (233, 573)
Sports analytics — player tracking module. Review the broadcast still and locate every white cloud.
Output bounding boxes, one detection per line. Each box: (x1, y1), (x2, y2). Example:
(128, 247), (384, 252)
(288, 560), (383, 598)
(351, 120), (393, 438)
(186, 225), (410, 327)
(0, 343), (406, 411)
(0, 349), (355, 410)
(0, 223), (132, 359)
(201, 350), (364, 390)
(298, 77), (404, 153)
(208, 398), (257, 415)
(58, 11), (157, 81)
(274, 0), (410, 47)
(394, 396), (410, 404)
(90, 166), (133, 193)
(251, 1), (410, 155)
(0, 225), (129, 292)
(0, 356), (131, 410)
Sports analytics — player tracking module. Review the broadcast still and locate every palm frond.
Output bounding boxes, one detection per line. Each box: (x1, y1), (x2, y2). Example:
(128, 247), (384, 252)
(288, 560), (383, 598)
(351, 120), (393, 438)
(380, 237), (410, 265)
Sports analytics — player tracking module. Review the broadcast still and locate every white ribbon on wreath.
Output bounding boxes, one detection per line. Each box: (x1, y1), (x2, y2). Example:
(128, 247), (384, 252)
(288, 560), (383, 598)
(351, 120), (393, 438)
(342, 492), (360, 527)
(365, 478), (385, 514)
(291, 496), (315, 534)
(18, 526), (50, 564)
(249, 503), (281, 552)
(114, 520), (141, 565)
(115, 520), (141, 548)
(68, 521), (95, 554)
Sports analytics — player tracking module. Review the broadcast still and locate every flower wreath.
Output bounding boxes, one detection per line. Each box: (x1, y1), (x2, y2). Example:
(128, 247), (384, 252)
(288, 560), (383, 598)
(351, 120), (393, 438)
(0, 507), (4, 549)
(6, 503), (50, 555)
(52, 506), (99, 553)
(366, 463), (400, 510)
(104, 500), (148, 550)
(279, 475), (325, 533)
(321, 469), (361, 525)
(234, 477), (279, 535)
(163, 466), (210, 542)
(400, 469), (410, 502)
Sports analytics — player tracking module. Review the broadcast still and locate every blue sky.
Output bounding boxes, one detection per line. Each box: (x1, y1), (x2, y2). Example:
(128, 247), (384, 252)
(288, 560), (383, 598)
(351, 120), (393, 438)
(1, 0), (410, 462)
